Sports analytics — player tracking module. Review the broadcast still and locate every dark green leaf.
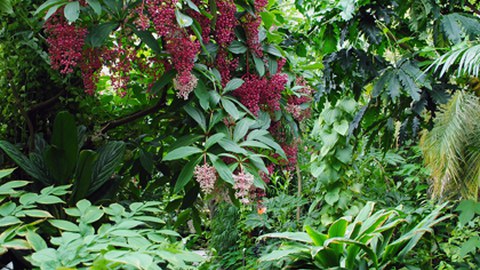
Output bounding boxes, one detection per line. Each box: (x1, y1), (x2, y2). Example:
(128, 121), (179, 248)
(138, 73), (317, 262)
(174, 155), (202, 193)
(0, 0), (13, 14)
(253, 55), (265, 76)
(72, 150), (97, 202)
(133, 29), (162, 54)
(205, 133), (225, 149)
(87, 22), (119, 47)
(163, 146), (202, 161)
(208, 153), (234, 184)
(86, 0), (102, 15)
(228, 41), (248, 54)
(221, 98), (240, 120)
(0, 141), (51, 185)
(184, 105), (207, 132)
(88, 141), (125, 195)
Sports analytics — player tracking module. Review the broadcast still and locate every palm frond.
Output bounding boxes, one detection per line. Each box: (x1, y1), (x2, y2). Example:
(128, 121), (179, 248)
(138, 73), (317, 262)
(421, 91), (480, 200)
(430, 42), (480, 78)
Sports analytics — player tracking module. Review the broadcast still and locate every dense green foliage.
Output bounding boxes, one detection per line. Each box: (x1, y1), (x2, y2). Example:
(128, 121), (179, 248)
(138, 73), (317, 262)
(1, 0), (480, 269)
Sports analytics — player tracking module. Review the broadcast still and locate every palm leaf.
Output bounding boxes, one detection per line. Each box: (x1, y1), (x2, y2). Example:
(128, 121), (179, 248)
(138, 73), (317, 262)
(421, 91), (480, 200)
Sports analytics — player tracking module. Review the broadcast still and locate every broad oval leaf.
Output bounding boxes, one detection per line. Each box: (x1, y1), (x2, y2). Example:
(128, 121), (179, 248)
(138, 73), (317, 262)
(64, 1), (80, 22)
(224, 78), (244, 92)
(163, 146), (203, 161)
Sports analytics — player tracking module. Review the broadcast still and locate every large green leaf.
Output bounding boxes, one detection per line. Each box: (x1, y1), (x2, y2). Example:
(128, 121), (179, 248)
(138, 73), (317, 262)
(163, 146), (203, 161)
(86, 22), (119, 47)
(72, 150), (97, 202)
(0, 168), (15, 180)
(326, 237), (378, 268)
(305, 225), (327, 246)
(208, 153), (234, 185)
(64, 1), (80, 22)
(174, 155), (202, 193)
(0, 141), (51, 185)
(0, 0), (13, 14)
(46, 111), (79, 184)
(184, 105), (207, 132)
(88, 141), (125, 195)
(259, 232), (313, 243)
(224, 78), (244, 93)
(327, 218), (349, 255)
(260, 248), (305, 261)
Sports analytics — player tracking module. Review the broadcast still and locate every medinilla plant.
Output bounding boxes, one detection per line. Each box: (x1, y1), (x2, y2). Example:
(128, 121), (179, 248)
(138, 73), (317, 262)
(259, 201), (450, 269)
(0, 111), (125, 204)
(30, 0), (314, 211)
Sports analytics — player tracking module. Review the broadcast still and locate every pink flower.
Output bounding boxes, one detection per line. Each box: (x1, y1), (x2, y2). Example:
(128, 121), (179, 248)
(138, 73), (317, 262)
(215, 0), (237, 47)
(216, 49), (239, 86)
(187, 0), (211, 43)
(254, 0), (268, 11)
(134, 1), (150, 30)
(147, 0), (177, 36)
(44, 10), (87, 74)
(173, 73), (198, 100)
(243, 14), (263, 56)
(233, 170), (254, 204)
(194, 163), (217, 194)
(260, 72), (288, 112)
(233, 73), (267, 115)
(80, 48), (103, 95)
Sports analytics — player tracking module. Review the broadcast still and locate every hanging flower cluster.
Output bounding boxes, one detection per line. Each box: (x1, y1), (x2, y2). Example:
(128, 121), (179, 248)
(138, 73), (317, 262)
(134, 1), (150, 30)
(215, 0), (237, 47)
(216, 49), (239, 86)
(187, 0), (211, 43)
(260, 72), (288, 112)
(233, 73), (266, 115)
(103, 42), (138, 95)
(233, 170), (254, 204)
(174, 74), (198, 100)
(286, 77), (314, 121)
(44, 10), (87, 74)
(39, 0), (317, 207)
(80, 48), (103, 95)
(194, 163), (217, 194)
(233, 68), (288, 115)
(243, 0), (268, 56)
(146, 0), (177, 36)
(146, 0), (200, 99)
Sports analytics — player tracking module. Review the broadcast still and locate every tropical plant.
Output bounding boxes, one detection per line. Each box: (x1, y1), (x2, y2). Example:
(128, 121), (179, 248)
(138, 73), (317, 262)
(209, 202), (240, 254)
(431, 41), (480, 79)
(0, 170), (202, 269)
(0, 168), (68, 257)
(29, 199), (203, 270)
(306, 97), (364, 226)
(260, 201), (450, 269)
(421, 91), (480, 200)
(0, 111), (125, 204)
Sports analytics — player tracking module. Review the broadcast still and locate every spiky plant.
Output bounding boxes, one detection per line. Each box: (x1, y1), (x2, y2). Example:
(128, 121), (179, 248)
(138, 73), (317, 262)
(421, 91), (480, 200)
